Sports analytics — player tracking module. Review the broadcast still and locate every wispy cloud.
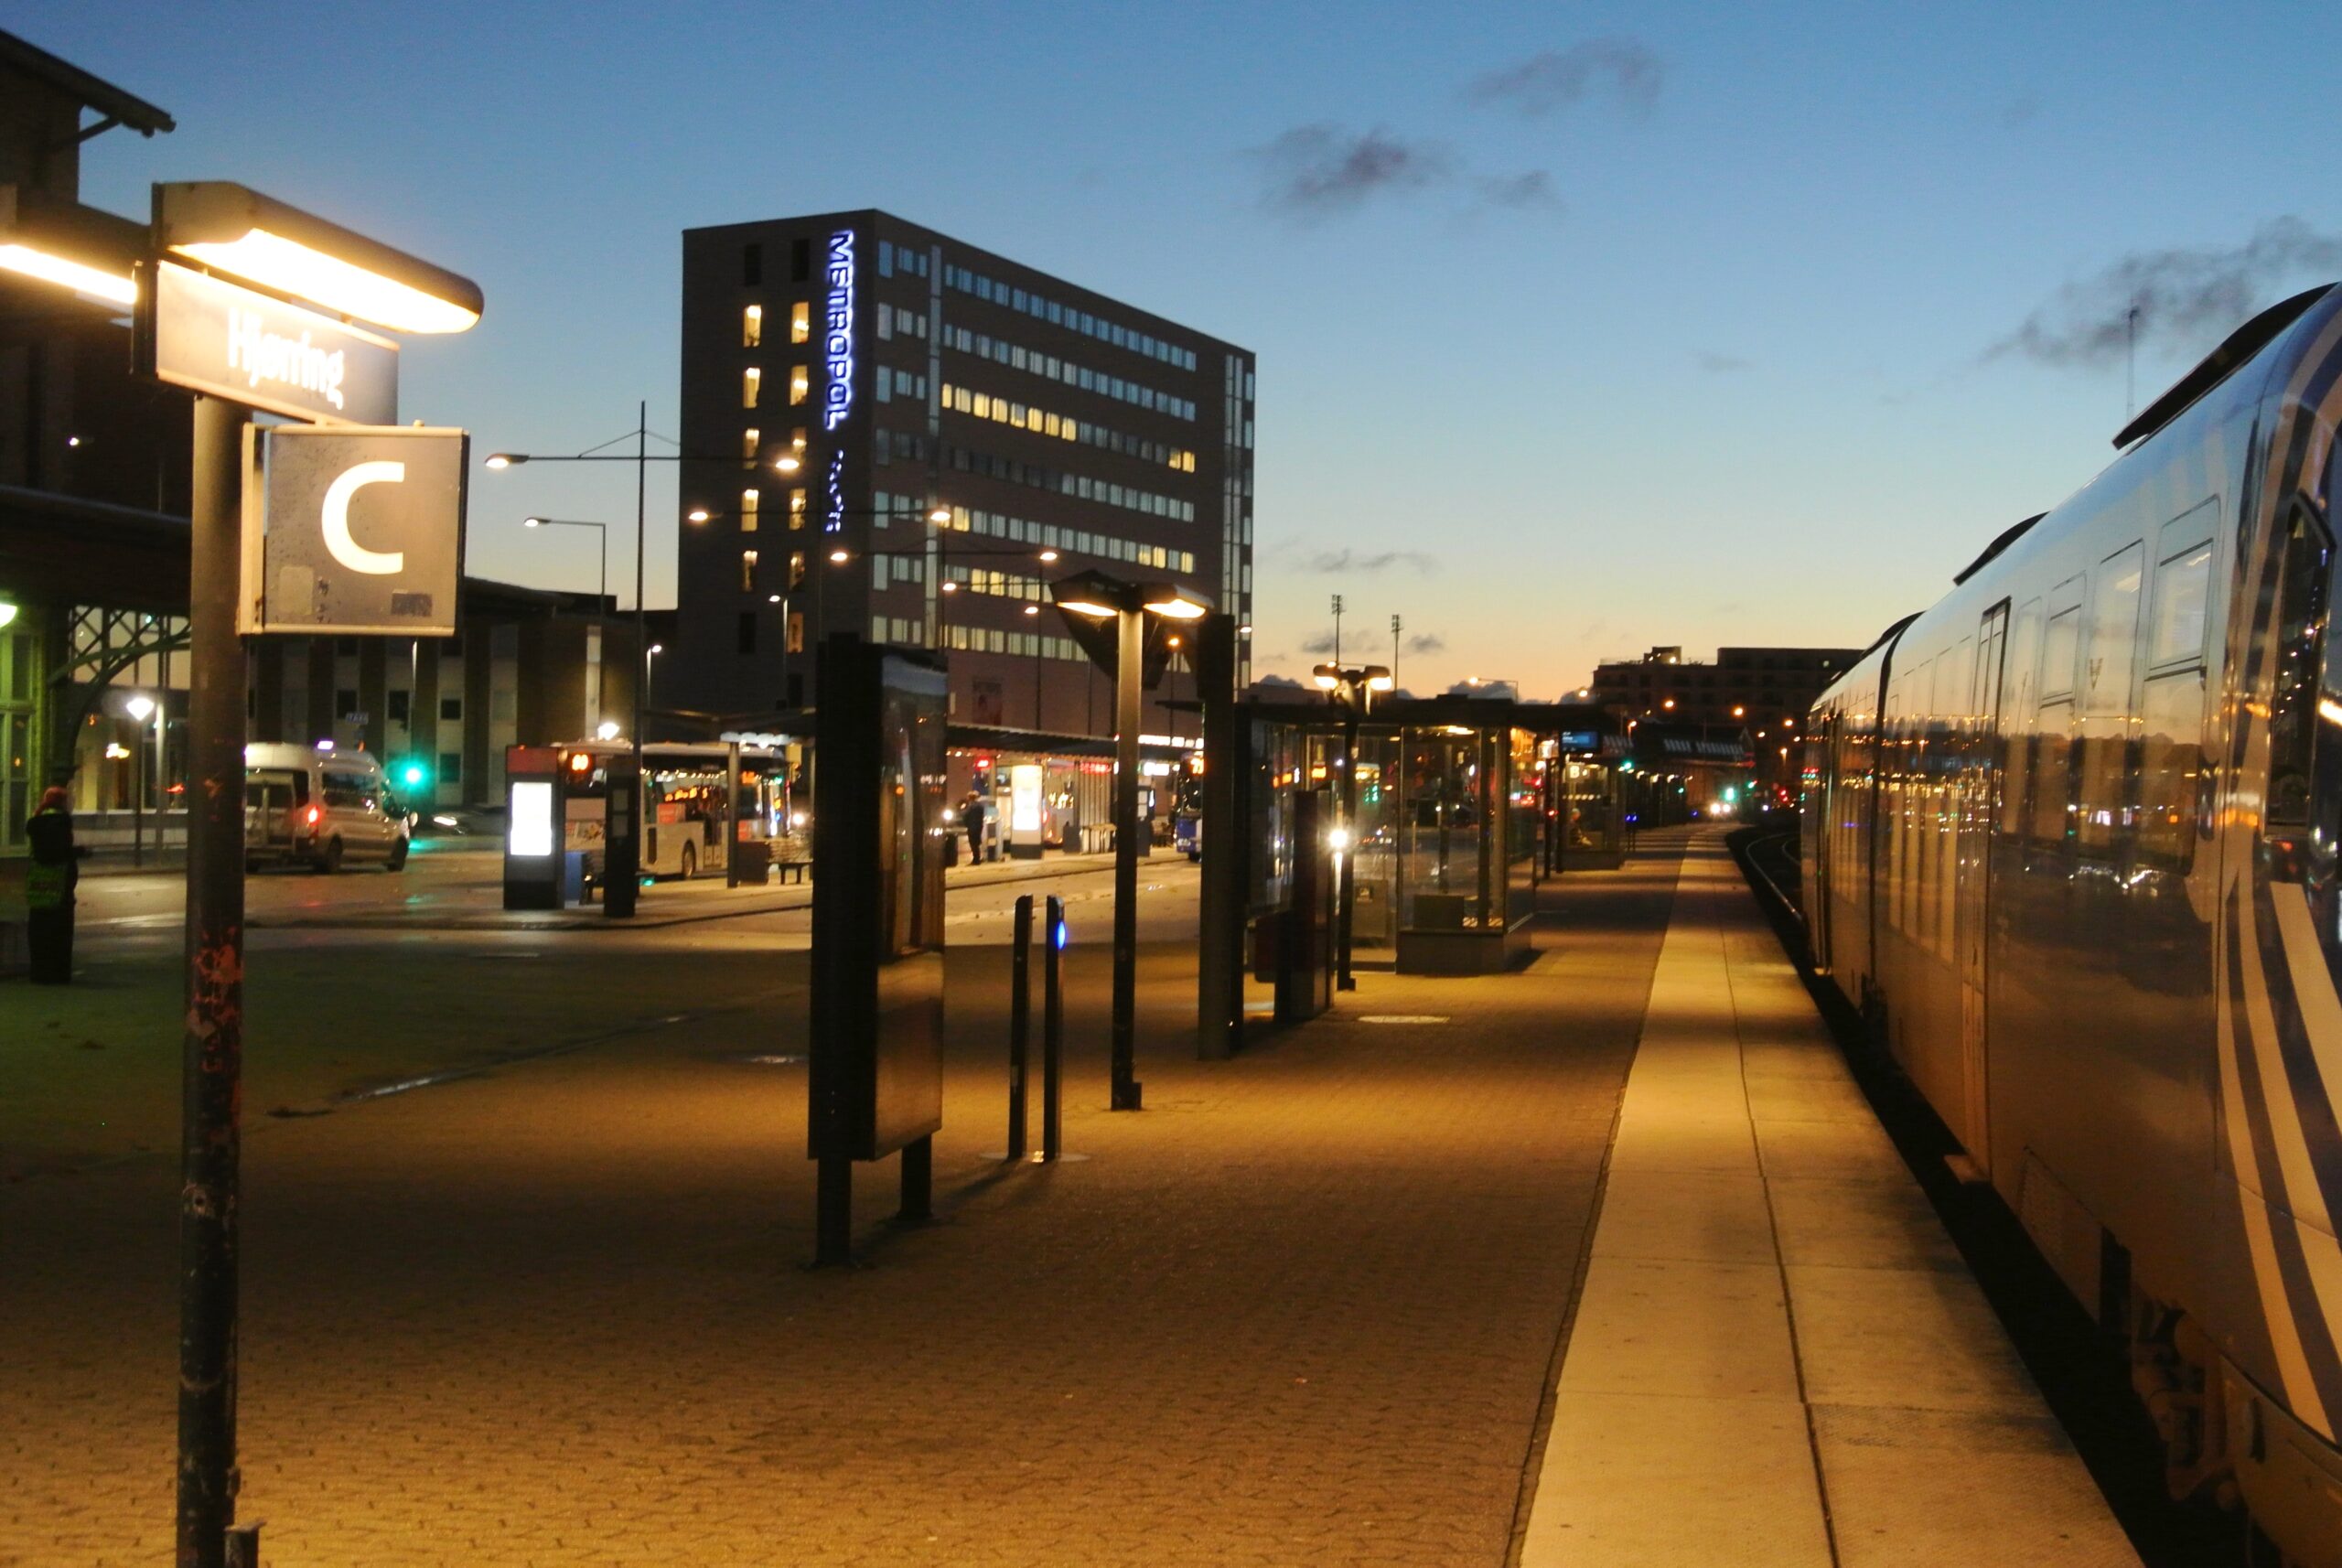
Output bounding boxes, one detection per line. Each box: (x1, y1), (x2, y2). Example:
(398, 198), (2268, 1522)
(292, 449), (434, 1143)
(1248, 124), (1557, 222)
(1989, 219), (2342, 370)
(1405, 633), (1446, 655)
(1695, 351), (1753, 373)
(1251, 125), (1453, 218)
(1466, 39), (1664, 117)
(1478, 170), (1563, 214)
(1299, 630), (1340, 655)
(1301, 547), (1439, 575)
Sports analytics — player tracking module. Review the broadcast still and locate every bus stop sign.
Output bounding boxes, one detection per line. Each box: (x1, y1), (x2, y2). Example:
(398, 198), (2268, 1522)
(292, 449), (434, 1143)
(240, 424), (467, 636)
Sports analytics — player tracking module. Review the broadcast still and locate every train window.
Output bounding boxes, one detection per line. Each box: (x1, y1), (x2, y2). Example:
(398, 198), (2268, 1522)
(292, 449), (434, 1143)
(2002, 598), (2042, 838)
(2076, 546), (2145, 855)
(2137, 671), (2206, 871)
(2084, 543), (2144, 716)
(2041, 576), (2084, 702)
(2264, 504), (2331, 883)
(2150, 500), (2218, 668)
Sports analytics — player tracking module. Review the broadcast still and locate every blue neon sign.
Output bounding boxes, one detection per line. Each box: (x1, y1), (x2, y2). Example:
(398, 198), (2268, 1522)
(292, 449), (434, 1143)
(822, 228), (855, 532)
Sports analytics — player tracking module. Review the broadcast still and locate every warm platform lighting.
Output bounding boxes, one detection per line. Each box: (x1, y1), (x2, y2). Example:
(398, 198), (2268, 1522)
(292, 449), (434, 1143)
(0, 242), (134, 306)
(156, 182), (484, 334)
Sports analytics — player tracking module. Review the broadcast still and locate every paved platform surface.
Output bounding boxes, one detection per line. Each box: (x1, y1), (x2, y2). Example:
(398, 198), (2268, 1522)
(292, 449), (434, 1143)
(3, 841), (1685, 1564)
(1520, 835), (2140, 1566)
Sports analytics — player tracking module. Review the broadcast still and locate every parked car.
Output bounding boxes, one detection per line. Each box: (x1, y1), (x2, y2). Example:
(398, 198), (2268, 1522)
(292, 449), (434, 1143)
(242, 743), (410, 873)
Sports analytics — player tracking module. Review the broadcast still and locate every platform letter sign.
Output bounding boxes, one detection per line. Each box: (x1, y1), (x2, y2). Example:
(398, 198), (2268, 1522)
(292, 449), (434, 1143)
(241, 424), (467, 636)
(148, 260), (398, 425)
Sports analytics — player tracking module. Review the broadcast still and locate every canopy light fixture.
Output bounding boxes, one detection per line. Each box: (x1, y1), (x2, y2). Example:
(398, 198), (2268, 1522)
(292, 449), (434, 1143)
(156, 182), (484, 334)
(1144, 594), (1208, 619)
(484, 453), (520, 469)
(0, 187), (140, 307)
(0, 242), (134, 305)
(1056, 598), (1118, 619)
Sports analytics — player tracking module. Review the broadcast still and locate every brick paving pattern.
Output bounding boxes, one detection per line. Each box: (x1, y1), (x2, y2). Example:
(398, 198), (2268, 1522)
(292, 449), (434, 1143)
(2, 843), (1685, 1564)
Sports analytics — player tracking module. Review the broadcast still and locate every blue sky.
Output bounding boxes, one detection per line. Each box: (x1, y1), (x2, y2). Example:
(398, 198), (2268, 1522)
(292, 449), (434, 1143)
(24, 0), (2342, 693)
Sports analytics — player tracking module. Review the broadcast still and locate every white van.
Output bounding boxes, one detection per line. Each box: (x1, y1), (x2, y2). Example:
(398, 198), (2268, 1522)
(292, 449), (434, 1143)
(243, 743), (412, 873)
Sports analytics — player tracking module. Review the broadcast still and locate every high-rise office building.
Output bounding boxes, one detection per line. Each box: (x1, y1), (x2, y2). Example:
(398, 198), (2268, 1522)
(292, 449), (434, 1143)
(673, 210), (1254, 736)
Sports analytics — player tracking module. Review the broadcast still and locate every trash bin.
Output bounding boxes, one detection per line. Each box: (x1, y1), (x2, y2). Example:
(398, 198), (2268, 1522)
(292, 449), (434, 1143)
(732, 838), (772, 885)
(941, 831), (961, 867)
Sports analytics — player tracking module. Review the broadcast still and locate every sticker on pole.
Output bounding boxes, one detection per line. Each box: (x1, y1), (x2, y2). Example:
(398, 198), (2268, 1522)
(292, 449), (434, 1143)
(241, 424), (467, 635)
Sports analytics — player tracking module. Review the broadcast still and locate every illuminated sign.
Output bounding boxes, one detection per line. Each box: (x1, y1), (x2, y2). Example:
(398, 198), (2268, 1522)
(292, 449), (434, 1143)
(148, 260), (397, 425)
(821, 228), (854, 534)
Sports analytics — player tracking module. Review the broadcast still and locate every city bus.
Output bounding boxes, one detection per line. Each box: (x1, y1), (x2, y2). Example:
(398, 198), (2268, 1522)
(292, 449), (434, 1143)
(555, 740), (801, 881)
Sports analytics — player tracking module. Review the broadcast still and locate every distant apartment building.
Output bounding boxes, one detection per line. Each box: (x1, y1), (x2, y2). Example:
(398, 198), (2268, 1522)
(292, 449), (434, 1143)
(671, 211), (1254, 738)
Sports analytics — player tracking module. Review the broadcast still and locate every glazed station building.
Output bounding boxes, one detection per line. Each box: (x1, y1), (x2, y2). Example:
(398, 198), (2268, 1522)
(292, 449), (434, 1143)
(672, 210), (1254, 810)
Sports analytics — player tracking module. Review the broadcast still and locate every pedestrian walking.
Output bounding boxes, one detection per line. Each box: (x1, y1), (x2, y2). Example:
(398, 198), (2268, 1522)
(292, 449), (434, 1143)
(25, 785), (86, 984)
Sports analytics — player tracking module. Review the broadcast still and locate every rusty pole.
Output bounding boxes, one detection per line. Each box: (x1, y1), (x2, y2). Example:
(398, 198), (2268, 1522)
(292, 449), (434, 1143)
(177, 393), (250, 1568)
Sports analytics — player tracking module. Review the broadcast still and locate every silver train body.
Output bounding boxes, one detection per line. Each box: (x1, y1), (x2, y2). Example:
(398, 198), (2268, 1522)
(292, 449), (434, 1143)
(1804, 284), (2342, 1562)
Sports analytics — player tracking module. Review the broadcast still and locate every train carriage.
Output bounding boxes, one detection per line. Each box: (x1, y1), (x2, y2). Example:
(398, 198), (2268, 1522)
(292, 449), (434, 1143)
(1805, 283), (2342, 1563)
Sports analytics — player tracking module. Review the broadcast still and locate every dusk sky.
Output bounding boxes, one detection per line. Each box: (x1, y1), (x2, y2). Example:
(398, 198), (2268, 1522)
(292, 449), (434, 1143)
(27, 1), (2342, 693)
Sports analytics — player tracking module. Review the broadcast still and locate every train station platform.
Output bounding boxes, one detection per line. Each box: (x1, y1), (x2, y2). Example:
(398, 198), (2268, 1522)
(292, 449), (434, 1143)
(5, 828), (2154, 1564)
(1520, 837), (2139, 1566)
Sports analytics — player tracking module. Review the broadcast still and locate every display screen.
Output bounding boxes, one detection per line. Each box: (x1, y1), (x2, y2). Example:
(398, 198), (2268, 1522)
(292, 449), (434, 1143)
(510, 780), (554, 857)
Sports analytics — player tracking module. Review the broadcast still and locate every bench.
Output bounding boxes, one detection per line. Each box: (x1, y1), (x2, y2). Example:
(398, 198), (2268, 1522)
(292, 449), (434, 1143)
(772, 860), (809, 886)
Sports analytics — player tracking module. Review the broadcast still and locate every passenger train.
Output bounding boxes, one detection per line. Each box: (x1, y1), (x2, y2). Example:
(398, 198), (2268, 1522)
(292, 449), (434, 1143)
(1804, 283), (2342, 1563)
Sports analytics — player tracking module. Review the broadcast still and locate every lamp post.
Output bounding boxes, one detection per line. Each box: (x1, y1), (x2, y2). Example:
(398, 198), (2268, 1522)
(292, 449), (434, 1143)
(486, 429), (800, 918)
(1053, 569), (1211, 1111)
(1313, 663), (1394, 992)
(522, 515), (609, 725)
(125, 692), (156, 869)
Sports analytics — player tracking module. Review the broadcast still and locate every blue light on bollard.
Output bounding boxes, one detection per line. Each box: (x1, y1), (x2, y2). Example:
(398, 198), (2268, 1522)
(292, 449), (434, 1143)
(1054, 920), (1069, 950)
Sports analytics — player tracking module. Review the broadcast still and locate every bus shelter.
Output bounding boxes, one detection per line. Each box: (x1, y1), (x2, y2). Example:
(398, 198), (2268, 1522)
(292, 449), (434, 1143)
(1221, 697), (1624, 979)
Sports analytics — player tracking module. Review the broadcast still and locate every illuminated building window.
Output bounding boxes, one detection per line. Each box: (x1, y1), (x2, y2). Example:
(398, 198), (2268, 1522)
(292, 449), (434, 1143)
(742, 305), (762, 348)
(790, 551), (806, 587)
(939, 381), (1196, 470)
(789, 488), (807, 528)
(790, 426), (808, 453)
(742, 367), (761, 409)
(741, 428), (759, 468)
(786, 612), (804, 653)
(789, 365), (809, 405)
(790, 301), (811, 344)
(740, 550), (758, 591)
(740, 489), (759, 531)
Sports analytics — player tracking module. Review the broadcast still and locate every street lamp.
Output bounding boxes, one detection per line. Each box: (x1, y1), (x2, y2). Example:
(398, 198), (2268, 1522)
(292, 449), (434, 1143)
(124, 693), (157, 869)
(1311, 663), (1394, 991)
(1053, 568), (1214, 1111)
(521, 517), (614, 726)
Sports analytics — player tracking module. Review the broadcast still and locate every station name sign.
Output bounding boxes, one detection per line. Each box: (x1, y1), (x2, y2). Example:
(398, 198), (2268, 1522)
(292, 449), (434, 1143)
(146, 260), (398, 425)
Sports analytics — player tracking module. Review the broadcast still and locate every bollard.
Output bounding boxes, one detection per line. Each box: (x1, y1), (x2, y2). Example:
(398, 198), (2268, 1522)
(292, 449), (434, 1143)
(1042, 894), (1065, 1161)
(1009, 896), (1033, 1160)
(225, 1521), (262, 1568)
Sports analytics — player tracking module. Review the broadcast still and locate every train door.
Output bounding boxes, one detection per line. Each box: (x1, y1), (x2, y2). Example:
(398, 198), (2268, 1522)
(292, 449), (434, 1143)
(1955, 602), (2010, 1168)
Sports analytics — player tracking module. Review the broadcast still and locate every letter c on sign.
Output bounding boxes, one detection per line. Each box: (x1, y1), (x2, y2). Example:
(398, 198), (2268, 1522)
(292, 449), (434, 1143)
(321, 460), (406, 575)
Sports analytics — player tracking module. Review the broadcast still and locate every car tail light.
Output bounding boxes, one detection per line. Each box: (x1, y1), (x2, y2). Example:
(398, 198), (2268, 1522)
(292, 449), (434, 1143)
(306, 805), (321, 827)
